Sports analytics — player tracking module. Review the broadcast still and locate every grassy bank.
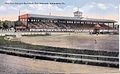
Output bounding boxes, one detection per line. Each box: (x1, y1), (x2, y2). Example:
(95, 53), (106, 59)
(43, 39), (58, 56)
(0, 36), (118, 57)
(0, 36), (47, 49)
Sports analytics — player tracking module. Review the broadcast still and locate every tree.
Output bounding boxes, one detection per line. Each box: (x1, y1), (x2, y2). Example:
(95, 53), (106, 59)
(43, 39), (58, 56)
(3, 22), (8, 29)
(14, 21), (22, 26)
(0, 20), (2, 29)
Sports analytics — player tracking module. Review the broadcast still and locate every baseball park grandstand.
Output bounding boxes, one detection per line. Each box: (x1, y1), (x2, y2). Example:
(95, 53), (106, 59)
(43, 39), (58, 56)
(12, 11), (119, 68)
(16, 11), (117, 33)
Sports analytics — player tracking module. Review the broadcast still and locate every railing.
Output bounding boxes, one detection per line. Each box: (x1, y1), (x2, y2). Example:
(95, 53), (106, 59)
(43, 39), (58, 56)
(0, 46), (118, 68)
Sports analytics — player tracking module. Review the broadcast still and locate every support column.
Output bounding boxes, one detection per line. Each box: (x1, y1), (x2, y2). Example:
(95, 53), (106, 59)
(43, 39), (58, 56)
(54, 59), (57, 61)
(107, 64), (110, 67)
(33, 56), (36, 59)
(85, 61), (88, 64)
(72, 60), (75, 63)
(73, 21), (75, 24)
(108, 23), (109, 32)
(80, 21), (81, 25)
(79, 21), (81, 31)
(113, 23), (114, 29)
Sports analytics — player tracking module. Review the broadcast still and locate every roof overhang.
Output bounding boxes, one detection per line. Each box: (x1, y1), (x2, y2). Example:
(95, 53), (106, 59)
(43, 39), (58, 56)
(19, 14), (117, 23)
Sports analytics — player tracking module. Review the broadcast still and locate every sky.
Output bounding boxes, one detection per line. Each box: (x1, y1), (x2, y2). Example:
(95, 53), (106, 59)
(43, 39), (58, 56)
(0, 0), (119, 21)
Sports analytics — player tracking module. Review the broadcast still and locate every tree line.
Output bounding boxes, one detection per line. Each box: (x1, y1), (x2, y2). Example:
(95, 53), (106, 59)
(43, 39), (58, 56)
(0, 20), (22, 30)
(0, 20), (15, 29)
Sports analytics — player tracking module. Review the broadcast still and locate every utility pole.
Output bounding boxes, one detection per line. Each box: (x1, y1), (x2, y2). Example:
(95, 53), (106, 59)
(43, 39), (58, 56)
(19, 10), (20, 21)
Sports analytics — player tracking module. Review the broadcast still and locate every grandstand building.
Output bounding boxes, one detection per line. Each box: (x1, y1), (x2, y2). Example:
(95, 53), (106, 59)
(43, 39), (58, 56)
(16, 12), (117, 32)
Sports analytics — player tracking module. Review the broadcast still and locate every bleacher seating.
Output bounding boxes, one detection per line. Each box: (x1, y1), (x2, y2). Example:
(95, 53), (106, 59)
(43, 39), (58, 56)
(99, 24), (113, 30)
(26, 21), (113, 31)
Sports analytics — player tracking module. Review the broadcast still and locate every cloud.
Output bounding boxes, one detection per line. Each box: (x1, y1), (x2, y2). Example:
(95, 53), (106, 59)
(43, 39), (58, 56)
(5, 0), (13, 3)
(31, 5), (76, 16)
(29, 4), (62, 11)
(88, 2), (108, 10)
(97, 3), (108, 10)
(20, 9), (31, 14)
(0, 5), (18, 12)
(109, 4), (118, 9)
(0, 5), (7, 11)
(27, 4), (70, 16)
(0, 15), (18, 21)
(0, 0), (119, 21)
(80, 2), (118, 14)
(77, 2), (119, 21)
(83, 2), (118, 11)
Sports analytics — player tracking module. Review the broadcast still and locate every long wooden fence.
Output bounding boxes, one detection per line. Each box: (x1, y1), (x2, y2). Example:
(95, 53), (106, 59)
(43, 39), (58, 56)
(0, 46), (118, 68)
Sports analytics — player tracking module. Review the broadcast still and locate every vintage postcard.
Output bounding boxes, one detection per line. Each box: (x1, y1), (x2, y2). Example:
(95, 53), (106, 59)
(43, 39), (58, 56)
(0, 0), (119, 74)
